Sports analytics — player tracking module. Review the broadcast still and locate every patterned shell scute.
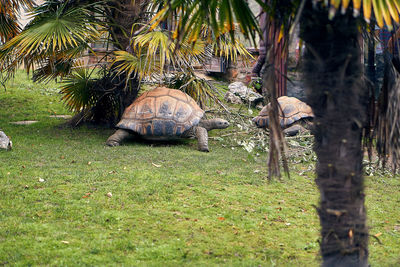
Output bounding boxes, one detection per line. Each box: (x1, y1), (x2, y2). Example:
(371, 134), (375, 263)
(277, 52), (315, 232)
(253, 96), (313, 128)
(116, 87), (204, 137)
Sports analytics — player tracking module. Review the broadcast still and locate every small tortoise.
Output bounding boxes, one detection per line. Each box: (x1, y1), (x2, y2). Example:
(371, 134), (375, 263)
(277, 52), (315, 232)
(106, 87), (229, 151)
(252, 96), (313, 136)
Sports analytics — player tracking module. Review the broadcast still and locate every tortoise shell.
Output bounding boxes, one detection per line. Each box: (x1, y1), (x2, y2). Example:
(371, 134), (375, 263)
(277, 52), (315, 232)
(116, 87), (204, 138)
(253, 96), (313, 128)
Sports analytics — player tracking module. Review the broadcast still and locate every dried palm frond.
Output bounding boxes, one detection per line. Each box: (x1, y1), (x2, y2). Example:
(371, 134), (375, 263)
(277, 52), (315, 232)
(0, 0), (34, 42)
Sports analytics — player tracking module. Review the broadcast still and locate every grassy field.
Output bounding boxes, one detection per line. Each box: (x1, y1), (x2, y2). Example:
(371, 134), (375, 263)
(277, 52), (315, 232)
(0, 72), (399, 266)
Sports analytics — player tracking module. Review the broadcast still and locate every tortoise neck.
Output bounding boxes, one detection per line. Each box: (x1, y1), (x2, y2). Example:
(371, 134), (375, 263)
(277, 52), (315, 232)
(198, 119), (215, 131)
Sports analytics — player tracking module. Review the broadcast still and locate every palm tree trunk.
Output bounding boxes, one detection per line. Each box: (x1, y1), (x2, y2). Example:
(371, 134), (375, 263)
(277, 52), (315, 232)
(108, 0), (148, 50)
(300, 2), (369, 266)
(107, 0), (149, 121)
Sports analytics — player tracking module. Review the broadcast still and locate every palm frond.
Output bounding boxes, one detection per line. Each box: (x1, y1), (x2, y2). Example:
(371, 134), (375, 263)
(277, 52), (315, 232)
(0, 10), (20, 42)
(134, 30), (172, 74)
(320, 0), (400, 29)
(0, 0), (34, 12)
(213, 36), (253, 62)
(113, 50), (159, 79)
(0, 0), (34, 42)
(113, 28), (211, 78)
(164, 72), (224, 108)
(150, 0), (260, 44)
(60, 66), (96, 112)
(32, 58), (75, 83)
(0, 1), (103, 76)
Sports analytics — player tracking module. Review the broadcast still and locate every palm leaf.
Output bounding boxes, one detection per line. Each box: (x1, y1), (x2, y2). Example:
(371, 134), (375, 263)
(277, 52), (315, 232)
(0, 1), (102, 76)
(60, 66), (96, 111)
(113, 29), (211, 78)
(164, 71), (224, 108)
(321, 0), (400, 29)
(150, 0), (260, 45)
(113, 50), (158, 79)
(0, 0), (34, 42)
(0, 10), (20, 42)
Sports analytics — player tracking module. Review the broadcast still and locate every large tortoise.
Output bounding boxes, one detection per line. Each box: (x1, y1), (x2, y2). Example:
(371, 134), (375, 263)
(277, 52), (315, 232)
(252, 96), (313, 136)
(106, 87), (229, 151)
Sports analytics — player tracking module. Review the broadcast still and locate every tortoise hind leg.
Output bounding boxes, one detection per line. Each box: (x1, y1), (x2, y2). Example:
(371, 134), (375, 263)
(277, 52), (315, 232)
(106, 129), (130, 146)
(195, 126), (209, 152)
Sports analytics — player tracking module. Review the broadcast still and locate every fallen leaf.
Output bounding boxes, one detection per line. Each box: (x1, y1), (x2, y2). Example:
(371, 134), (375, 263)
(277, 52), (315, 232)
(217, 217), (225, 221)
(152, 162), (161, 168)
(108, 170), (116, 174)
(61, 240), (69, 244)
(82, 193), (91, 198)
(326, 208), (345, 217)
(374, 232), (382, 237)
(60, 155), (65, 159)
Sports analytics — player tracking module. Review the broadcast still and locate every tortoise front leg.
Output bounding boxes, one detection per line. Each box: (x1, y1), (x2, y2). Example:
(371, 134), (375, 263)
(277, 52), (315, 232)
(195, 126), (209, 152)
(106, 129), (130, 146)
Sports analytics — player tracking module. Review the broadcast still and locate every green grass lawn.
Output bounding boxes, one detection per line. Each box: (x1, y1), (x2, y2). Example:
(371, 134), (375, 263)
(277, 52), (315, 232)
(0, 72), (399, 266)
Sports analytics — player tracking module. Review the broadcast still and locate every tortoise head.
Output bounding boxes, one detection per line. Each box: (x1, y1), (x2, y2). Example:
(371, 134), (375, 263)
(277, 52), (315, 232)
(199, 118), (229, 131)
(212, 118), (230, 129)
(252, 116), (268, 128)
